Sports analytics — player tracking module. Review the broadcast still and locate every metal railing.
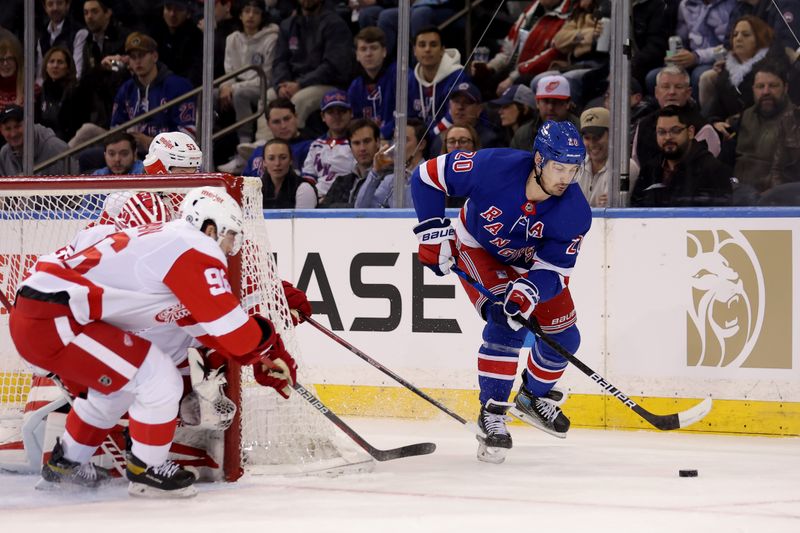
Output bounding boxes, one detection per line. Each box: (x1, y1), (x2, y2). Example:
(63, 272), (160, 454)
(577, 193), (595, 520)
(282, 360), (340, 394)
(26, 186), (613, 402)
(34, 64), (268, 173)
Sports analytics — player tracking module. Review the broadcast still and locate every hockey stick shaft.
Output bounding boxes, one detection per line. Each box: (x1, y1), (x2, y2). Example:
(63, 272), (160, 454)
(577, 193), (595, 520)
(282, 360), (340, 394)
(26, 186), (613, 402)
(451, 265), (711, 431)
(302, 314), (476, 431)
(292, 382), (436, 461)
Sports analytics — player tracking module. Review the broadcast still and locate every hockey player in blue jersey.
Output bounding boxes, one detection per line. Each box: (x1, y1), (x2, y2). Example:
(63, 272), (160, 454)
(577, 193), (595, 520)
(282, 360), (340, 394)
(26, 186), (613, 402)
(411, 120), (591, 463)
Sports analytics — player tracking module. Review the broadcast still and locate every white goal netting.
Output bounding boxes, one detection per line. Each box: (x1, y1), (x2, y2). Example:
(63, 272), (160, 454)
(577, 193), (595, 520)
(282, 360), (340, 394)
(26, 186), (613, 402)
(0, 175), (372, 479)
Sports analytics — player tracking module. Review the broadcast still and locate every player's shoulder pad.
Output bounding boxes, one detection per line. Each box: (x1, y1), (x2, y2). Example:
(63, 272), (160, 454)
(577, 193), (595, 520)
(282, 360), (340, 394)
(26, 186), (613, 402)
(165, 219), (228, 264)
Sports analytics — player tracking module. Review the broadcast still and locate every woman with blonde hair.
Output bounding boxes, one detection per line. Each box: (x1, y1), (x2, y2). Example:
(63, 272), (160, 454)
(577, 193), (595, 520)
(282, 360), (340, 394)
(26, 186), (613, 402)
(0, 32), (24, 112)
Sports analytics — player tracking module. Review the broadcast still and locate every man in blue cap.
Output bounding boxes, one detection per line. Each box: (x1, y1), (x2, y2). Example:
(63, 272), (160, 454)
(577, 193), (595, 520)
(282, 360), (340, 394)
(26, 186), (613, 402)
(300, 89), (356, 200)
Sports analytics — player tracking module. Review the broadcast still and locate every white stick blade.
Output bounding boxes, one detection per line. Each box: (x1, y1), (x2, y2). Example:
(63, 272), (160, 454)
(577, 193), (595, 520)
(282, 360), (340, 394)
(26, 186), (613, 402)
(678, 397), (713, 429)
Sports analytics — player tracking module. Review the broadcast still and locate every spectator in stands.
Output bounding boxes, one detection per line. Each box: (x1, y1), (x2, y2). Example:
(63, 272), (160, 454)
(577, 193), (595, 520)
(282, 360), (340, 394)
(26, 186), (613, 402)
(217, 0), (280, 174)
(645, 0), (735, 97)
(261, 138), (318, 208)
(198, 0), (238, 79)
(354, 0), (397, 31)
(732, 61), (795, 199)
(429, 81), (500, 154)
(728, 0), (800, 58)
(408, 26), (468, 129)
(151, 0), (204, 86)
(768, 102), (800, 187)
(355, 117), (428, 208)
(0, 32), (23, 111)
(377, 1), (459, 57)
(243, 98), (315, 177)
(110, 32), (196, 154)
(92, 131), (145, 175)
(632, 65), (719, 166)
(36, 0), (88, 80)
(35, 46), (89, 142)
(0, 105), (77, 176)
(701, 16), (774, 139)
(75, 0), (129, 130)
(348, 26), (397, 140)
(320, 118), (380, 208)
(631, 105), (732, 206)
(302, 90), (356, 200)
(471, 0), (572, 97)
(490, 84), (537, 147)
(576, 107), (611, 207)
(631, 0), (669, 89)
(511, 74), (579, 150)
(271, 0), (355, 130)
(546, 0), (609, 107)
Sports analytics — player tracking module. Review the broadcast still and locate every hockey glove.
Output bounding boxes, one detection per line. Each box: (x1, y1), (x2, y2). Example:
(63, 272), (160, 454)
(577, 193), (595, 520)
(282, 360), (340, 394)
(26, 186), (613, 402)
(252, 337), (297, 399)
(282, 280), (311, 325)
(413, 217), (457, 276)
(503, 278), (540, 331)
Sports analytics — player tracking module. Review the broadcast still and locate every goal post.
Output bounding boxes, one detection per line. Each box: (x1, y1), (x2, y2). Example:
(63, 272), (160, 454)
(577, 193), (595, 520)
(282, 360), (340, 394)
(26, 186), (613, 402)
(0, 173), (372, 481)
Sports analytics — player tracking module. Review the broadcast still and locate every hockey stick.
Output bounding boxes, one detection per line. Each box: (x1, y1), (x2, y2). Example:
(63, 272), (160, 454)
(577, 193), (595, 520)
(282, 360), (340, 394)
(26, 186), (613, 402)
(450, 265), (712, 431)
(302, 314), (483, 435)
(292, 382), (436, 461)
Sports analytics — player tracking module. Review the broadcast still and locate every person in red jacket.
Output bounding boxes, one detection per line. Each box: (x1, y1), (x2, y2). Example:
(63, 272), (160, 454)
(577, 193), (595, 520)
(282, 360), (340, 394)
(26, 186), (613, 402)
(471, 0), (572, 97)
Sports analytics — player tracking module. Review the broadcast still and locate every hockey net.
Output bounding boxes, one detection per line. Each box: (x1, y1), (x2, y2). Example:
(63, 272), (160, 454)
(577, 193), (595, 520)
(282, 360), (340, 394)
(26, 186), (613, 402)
(0, 174), (372, 480)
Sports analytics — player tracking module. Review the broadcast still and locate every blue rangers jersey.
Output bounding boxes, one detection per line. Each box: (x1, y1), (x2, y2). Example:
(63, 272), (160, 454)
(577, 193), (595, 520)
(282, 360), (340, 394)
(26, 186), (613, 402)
(411, 148), (591, 302)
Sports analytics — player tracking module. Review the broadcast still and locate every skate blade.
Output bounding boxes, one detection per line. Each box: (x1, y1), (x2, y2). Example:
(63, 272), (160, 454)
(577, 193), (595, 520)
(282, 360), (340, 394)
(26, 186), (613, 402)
(128, 481), (198, 499)
(476, 442), (508, 464)
(508, 407), (567, 439)
(34, 477), (116, 491)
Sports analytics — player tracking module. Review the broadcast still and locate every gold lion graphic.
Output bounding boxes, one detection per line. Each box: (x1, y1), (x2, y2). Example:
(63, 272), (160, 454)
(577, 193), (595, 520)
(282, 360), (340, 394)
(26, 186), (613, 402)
(687, 231), (764, 367)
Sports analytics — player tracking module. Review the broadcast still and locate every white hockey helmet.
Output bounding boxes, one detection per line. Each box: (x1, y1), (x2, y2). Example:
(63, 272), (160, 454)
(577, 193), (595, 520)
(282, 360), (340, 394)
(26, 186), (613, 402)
(143, 131), (203, 175)
(179, 187), (244, 256)
(115, 191), (171, 230)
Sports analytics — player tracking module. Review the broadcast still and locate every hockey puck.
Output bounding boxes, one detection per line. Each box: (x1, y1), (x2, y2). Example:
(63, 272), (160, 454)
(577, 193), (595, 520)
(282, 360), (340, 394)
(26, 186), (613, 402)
(678, 469), (698, 477)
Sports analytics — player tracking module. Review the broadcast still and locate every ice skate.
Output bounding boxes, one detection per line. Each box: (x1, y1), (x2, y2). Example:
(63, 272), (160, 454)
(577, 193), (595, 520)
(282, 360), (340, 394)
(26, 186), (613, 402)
(126, 453), (197, 499)
(476, 400), (514, 464)
(510, 385), (570, 438)
(39, 438), (111, 489)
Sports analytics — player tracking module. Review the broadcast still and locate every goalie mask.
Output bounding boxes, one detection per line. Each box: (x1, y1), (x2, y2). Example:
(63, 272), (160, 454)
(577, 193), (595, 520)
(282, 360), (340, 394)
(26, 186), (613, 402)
(143, 131), (203, 175)
(179, 186), (244, 256)
(114, 191), (171, 230)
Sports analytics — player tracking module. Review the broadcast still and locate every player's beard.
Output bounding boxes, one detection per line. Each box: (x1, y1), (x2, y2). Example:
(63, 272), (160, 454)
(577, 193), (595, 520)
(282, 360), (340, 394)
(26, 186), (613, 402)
(756, 95), (786, 119)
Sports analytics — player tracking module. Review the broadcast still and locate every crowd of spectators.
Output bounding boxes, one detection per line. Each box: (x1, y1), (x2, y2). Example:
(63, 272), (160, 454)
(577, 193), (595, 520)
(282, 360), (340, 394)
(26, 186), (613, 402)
(2, 0), (800, 207)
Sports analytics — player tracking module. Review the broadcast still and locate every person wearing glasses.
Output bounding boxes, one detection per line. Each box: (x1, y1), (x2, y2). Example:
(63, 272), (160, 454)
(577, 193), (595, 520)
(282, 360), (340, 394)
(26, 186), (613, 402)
(631, 65), (719, 168)
(440, 125), (480, 207)
(631, 105), (732, 207)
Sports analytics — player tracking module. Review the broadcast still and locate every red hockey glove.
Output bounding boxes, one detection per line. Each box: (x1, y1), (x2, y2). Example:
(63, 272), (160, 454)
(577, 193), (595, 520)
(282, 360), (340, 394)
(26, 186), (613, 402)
(252, 334), (297, 399)
(503, 278), (539, 331)
(413, 217), (457, 276)
(282, 280), (311, 325)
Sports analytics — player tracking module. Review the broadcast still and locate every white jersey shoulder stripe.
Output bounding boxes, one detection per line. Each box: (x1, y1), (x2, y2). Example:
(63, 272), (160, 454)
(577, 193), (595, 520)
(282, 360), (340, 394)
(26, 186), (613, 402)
(419, 154), (448, 193)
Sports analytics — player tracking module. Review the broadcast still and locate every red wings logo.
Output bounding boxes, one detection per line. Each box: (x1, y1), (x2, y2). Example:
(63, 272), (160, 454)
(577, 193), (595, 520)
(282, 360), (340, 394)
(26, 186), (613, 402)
(156, 303), (191, 323)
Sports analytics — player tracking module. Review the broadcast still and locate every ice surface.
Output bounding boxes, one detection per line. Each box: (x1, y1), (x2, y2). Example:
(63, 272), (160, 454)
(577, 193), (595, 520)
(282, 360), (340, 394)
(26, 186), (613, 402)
(1, 417), (798, 533)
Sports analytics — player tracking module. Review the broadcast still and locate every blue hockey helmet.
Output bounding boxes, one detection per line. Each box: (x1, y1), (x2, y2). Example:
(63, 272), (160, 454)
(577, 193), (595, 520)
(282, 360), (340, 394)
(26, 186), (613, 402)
(533, 120), (586, 167)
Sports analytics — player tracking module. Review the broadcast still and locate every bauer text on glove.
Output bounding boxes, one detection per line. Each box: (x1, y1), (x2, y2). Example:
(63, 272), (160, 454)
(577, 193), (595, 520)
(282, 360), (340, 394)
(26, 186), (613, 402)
(413, 217), (457, 276)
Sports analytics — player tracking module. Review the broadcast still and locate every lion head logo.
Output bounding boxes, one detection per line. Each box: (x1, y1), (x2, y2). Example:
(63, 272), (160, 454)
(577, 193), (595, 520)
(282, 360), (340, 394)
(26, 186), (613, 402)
(687, 230), (764, 367)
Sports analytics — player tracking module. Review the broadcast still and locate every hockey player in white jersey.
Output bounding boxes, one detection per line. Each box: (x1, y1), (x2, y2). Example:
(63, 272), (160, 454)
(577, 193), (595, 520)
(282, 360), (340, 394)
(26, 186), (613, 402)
(9, 184), (297, 499)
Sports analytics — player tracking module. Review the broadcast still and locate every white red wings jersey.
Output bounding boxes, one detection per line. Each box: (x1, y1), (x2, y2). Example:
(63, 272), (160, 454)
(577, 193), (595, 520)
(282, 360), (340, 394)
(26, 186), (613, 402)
(22, 219), (262, 358)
